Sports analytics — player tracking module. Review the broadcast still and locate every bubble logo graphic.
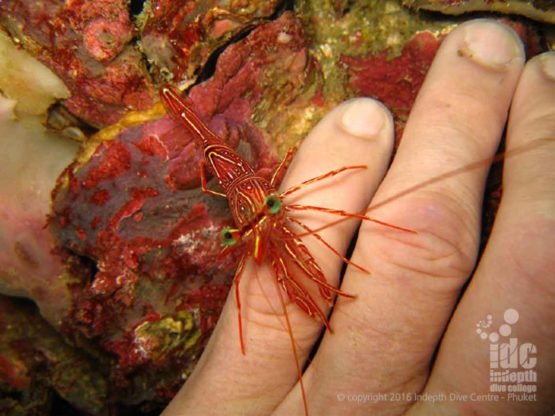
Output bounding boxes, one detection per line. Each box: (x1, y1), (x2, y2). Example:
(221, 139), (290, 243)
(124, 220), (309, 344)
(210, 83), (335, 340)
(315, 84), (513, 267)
(475, 308), (538, 401)
(476, 308), (518, 344)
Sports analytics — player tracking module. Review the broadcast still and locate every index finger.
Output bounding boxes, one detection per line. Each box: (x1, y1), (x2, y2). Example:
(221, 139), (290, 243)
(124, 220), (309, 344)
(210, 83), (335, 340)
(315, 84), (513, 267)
(162, 98), (396, 415)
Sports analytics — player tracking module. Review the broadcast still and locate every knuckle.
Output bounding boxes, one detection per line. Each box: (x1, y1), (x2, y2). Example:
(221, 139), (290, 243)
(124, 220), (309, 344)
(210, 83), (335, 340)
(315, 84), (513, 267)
(363, 194), (480, 291)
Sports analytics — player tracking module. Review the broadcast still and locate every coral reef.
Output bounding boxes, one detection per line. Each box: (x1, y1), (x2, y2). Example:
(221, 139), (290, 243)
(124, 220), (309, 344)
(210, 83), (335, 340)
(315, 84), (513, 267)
(0, 0), (550, 413)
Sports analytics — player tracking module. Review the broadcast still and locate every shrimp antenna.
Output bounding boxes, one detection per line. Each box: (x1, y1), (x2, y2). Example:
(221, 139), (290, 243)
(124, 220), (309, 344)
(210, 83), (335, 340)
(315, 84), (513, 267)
(294, 139), (551, 237)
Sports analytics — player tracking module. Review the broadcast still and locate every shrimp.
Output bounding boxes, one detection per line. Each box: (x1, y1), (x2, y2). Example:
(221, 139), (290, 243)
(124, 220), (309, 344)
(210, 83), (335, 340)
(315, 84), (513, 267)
(159, 84), (415, 415)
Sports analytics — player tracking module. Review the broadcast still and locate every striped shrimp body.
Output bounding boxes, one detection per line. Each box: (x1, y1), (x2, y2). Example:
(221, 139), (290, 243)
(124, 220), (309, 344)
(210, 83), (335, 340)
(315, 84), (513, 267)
(160, 85), (413, 415)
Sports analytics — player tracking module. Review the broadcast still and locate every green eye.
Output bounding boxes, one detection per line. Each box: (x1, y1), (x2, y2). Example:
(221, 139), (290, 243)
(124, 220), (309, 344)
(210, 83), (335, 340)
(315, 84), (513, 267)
(221, 227), (240, 246)
(264, 194), (282, 215)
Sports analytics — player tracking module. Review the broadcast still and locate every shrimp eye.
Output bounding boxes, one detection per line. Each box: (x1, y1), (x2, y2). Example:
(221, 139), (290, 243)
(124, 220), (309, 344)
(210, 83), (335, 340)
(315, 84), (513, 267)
(221, 227), (240, 246)
(264, 194), (282, 215)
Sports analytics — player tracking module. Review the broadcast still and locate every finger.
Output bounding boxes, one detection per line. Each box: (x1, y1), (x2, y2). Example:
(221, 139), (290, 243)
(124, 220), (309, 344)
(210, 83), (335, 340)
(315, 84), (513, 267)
(281, 20), (525, 415)
(162, 98), (395, 415)
(413, 52), (555, 416)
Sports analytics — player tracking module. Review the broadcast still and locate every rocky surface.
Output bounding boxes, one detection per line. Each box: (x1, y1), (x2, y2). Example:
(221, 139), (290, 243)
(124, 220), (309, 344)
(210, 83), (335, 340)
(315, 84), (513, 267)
(0, 0), (155, 127)
(138, 0), (282, 84)
(403, 0), (555, 24)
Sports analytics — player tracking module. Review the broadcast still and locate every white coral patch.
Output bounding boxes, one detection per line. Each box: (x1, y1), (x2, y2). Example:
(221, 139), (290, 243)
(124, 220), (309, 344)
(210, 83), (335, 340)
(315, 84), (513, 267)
(0, 94), (16, 121)
(277, 32), (292, 44)
(0, 31), (70, 116)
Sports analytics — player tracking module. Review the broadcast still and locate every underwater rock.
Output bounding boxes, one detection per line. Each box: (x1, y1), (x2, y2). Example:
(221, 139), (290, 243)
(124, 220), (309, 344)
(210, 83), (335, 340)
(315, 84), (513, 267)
(138, 0), (282, 83)
(0, 0), (155, 127)
(403, 0), (555, 24)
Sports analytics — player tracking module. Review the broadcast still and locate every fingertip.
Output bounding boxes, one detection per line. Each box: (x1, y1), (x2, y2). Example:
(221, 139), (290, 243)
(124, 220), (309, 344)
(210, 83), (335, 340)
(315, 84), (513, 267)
(534, 51), (555, 81)
(283, 97), (395, 193)
(391, 19), (528, 187)
(539, 51), (555, 78)
(337, 97), (394, 143)
(502, 50), (555, 214)
(507, 51), (555, 139)
(456, 19), (525, 71)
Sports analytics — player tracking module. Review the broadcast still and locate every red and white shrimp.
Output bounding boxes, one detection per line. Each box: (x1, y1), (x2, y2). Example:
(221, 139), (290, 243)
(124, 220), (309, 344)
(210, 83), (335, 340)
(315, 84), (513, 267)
(160, 85), (415, 415)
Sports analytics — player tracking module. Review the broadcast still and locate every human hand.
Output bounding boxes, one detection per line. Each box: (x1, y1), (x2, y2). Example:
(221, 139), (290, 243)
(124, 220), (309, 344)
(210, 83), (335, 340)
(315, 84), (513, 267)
(163, 19), (554, 416)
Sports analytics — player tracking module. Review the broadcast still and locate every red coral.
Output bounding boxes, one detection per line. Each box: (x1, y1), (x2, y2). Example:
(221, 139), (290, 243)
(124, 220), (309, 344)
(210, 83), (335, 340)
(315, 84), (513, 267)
(0, 353), (30, 390)
(48, 13), (313, 402)
(140, 0), (281, 81)
(0, 0), (154, 127)
(342, 31), (442, 140)
(82, 142), (132, 189)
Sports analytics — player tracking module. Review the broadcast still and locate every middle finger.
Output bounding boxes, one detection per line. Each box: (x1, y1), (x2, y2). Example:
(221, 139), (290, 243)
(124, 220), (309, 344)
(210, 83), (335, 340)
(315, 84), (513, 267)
(288, 20), (526, 415)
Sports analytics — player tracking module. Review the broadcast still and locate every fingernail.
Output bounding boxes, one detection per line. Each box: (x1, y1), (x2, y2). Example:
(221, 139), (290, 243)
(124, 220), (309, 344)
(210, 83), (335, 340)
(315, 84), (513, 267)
(459, 20), (524, 71)
(340, 98), (388, 139)
(540, 52), (555, 81)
